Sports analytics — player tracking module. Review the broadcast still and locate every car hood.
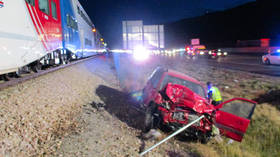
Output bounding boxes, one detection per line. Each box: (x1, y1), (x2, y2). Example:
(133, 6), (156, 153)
(165, 83), (214, 114)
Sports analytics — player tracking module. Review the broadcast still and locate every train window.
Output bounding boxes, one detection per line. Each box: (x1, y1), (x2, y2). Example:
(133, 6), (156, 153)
(25, 0), (35, 6)
(70, 17), (75, 29)
(70, 17), (78, 31)
(39, 0), (49, 15)
(66, 15), (78, 30)
(66, 14), (70, 27)
(77, 6), (81, 15)
(74, 21), (78, 30)
(51, 1), (57, 19)
(85, 38), (92, 46)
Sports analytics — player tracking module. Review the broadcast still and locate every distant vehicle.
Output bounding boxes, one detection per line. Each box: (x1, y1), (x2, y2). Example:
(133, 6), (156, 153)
(185, 46), (207, 60)
(195, 49), (208, 58)
(139, 67), (256, 143)
(184, 46), (197, 60)
(262, 51), (280, 65)
(207, 49), (228, 59)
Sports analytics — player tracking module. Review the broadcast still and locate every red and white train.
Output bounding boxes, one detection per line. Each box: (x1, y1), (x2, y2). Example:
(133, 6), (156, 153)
(0, 0), (104, 77)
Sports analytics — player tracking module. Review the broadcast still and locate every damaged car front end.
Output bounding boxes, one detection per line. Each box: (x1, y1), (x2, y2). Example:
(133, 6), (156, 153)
(136, 67), (256, 143)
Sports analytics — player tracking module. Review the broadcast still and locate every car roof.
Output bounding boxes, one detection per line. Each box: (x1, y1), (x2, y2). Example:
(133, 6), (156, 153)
(165, 69), (203, 86)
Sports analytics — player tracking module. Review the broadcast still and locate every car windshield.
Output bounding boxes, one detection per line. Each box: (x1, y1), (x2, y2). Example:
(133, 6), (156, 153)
(160, 75), (206, 98)
(271, 53), (280, 56)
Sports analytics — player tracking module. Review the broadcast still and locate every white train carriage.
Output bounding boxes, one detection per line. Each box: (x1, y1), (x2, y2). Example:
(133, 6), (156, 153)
(0, 0), (101, 78)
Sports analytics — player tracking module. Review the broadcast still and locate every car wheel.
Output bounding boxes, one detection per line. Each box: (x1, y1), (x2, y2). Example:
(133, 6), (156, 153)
(198, 131), (211, 144)
(265, 59), (271, 65)
(144, 103), (157, 132)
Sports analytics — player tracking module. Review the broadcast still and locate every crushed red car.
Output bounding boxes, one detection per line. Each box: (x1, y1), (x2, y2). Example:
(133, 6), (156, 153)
(136, 67), (256, 143)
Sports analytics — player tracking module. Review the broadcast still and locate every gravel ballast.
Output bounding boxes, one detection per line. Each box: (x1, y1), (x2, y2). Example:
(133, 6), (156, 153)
(0, 58), (113, 156)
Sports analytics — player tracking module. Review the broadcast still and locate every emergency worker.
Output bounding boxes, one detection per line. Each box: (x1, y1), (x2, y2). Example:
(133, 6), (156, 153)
(207, 82), (222, 106)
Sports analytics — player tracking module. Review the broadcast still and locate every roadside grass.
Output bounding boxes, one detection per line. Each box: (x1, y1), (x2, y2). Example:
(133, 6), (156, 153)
(188, 143), (220, 157)
(209, 104), (280, 157)
(213, 74), (280, 157)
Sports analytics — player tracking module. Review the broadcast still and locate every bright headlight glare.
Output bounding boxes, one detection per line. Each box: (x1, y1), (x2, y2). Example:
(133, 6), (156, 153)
(133, 46), (149, 61)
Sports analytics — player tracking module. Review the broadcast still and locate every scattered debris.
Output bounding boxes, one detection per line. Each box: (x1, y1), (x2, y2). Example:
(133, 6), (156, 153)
(142, 129), (163, 140)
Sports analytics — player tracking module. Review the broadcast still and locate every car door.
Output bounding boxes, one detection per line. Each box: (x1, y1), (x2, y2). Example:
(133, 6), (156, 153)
(269, 53), (276, 64)
(272, 53), (280, 65)
(142, 68), (164, 105)
(269, 53), (280, 64)
(215, 98), (256, 142)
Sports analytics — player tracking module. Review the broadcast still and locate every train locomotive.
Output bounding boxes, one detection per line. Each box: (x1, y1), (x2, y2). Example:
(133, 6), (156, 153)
(0, 0), (104, 77)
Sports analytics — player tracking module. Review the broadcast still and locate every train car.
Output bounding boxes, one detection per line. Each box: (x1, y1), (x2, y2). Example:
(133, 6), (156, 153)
(0, 0), (100, 77)
(71, 0), (98, 58)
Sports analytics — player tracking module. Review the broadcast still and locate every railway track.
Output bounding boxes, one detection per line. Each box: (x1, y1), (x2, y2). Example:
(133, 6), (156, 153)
(0, 55), (101, 91)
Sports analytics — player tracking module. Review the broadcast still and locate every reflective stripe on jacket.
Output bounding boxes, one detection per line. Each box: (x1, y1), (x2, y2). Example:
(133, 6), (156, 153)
(210, 87), (222, 102)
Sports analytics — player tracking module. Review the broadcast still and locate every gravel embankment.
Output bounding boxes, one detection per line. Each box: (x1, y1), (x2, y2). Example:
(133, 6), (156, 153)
(0, 57), (114, 156)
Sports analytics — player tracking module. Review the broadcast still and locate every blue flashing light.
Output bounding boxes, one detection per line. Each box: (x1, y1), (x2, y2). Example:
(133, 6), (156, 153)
(277, 49), (280, 53)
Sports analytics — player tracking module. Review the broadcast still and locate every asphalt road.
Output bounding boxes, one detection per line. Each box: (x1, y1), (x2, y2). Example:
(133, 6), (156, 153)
(197, 54), (280, 77)
(161, 53), (280, 77)
(98, 53), (280, 78)
(87, 53), (280, 91)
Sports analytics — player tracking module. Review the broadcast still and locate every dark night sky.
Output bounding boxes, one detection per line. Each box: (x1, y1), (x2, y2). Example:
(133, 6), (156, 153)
(79, 0), (256, 48)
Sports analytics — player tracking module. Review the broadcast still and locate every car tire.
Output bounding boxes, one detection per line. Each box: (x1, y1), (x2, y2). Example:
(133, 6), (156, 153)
(265, 59), (271, 65)
(144, 103), (157, 133)
(198, 131), (211, 144)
